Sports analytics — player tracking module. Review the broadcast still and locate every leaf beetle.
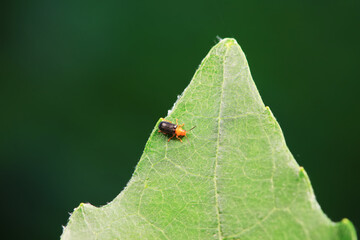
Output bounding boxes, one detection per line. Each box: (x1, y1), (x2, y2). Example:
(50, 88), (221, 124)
(158, 118), (196, 142)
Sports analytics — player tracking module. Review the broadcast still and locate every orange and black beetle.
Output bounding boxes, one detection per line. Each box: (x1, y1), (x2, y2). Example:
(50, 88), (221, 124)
(158, 118), (195, 142)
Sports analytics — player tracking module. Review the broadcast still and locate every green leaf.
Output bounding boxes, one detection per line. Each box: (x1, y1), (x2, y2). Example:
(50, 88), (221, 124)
(61, 38), (357, 240)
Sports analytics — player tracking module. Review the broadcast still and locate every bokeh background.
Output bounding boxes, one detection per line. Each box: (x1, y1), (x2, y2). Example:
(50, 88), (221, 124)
(1, 1), (359, 239)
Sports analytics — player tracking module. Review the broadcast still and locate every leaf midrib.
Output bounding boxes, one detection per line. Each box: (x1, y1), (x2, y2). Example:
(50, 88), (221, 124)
(214, 42), (232, 240)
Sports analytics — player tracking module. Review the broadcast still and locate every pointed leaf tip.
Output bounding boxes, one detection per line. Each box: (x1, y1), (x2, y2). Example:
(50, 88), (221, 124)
(61, 39), (357, 240)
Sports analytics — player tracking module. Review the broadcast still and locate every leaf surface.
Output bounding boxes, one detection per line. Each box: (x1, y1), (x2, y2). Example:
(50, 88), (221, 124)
(61, 38), (357, 240)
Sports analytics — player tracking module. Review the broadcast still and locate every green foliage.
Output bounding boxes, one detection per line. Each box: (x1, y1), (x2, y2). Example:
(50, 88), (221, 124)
(61, 38), (356, 240)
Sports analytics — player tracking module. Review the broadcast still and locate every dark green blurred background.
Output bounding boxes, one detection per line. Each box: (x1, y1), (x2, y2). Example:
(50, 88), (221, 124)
(1, 0), (359, 239)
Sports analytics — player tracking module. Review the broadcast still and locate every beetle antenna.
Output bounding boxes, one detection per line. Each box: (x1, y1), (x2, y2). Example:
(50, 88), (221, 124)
(187, 126), (196, 132)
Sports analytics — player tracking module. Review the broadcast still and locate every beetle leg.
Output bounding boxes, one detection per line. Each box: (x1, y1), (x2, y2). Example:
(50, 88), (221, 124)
(176, 119), (184, 127)
(168, 134), (176, 142)
(176, 135), (183, 143)
(161, 118), (172, 123)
